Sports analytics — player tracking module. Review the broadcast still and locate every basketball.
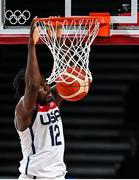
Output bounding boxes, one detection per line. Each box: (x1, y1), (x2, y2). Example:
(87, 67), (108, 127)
(56, 67), (91, 101)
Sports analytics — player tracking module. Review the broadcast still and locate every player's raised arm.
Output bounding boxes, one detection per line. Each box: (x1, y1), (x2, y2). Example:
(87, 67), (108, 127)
(24, 18), (41, 110)
(14, 18), (41, 131)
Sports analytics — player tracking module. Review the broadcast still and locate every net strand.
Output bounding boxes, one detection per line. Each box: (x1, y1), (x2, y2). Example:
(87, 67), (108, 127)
(36, 18), (99, 84)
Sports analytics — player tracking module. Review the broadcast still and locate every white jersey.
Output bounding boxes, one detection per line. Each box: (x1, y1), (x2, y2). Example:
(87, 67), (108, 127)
(16, 98), (66, 179)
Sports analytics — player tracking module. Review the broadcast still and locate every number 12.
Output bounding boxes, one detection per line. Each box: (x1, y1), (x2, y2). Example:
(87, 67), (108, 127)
(49, 124), (62, 146)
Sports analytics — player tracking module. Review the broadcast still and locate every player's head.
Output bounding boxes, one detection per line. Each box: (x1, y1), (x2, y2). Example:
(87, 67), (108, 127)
(13, 68), (53, 102)
(37, 76), (53, 104)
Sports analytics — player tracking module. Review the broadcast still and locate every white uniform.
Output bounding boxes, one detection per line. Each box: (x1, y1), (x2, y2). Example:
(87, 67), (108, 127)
(16, 98), (66, 179)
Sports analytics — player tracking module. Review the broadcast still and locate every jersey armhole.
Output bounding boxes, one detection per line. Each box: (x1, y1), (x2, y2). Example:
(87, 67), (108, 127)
(15, 105), (38, 132)
(29, 105), (38, 127)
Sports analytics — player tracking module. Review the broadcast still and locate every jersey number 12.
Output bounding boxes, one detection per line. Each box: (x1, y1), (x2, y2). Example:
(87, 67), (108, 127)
(49, 124), (62, 146)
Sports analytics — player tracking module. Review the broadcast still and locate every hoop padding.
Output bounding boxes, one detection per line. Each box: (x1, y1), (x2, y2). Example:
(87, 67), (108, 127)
(36, 17), (100, 85)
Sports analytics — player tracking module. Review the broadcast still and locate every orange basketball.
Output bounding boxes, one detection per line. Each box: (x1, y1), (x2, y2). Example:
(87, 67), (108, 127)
(56, 67), (91, 101)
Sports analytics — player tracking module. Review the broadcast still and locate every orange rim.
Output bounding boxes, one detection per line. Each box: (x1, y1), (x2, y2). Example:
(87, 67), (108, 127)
(35, 15), (109, 25)
(35, 13), (110, 37)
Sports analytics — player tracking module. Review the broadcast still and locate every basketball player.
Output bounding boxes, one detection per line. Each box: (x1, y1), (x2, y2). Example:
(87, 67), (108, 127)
(13, 18), (66, 179)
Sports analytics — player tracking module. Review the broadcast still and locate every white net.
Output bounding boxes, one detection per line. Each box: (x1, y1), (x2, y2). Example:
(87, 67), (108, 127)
(36, 18), (100, 85)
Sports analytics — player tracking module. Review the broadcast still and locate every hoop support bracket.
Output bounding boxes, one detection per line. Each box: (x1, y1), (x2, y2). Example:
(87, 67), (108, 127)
(89, 12), (110, 37)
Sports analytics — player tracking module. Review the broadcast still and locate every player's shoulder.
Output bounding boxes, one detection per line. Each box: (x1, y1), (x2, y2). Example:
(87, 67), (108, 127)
(15, 96), (23, 108)
(15, 96), (24, 110)
(15, 96), (37, 131)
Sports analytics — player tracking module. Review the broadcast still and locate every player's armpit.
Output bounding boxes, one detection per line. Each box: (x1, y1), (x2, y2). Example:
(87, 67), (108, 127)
(15, 97), (35, 131)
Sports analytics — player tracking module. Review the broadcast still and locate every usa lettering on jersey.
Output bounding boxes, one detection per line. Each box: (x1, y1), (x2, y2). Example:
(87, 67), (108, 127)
(40, 108), (62, 146)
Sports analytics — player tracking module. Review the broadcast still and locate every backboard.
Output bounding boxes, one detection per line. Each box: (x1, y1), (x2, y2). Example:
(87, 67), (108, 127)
(0, 0), (138, 45)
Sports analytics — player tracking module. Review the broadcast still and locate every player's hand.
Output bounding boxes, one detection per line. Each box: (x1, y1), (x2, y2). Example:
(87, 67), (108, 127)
(48, 16), (62, 39)
(29, 17), (40, 45)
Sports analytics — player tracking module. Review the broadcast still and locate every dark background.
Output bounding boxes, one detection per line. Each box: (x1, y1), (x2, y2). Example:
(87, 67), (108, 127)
(1, 0), (139, 179)
(5, 0), (131, 26)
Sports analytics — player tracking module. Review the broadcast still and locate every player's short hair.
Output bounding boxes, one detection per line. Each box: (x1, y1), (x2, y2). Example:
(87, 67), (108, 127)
(13, 68), (25, 99)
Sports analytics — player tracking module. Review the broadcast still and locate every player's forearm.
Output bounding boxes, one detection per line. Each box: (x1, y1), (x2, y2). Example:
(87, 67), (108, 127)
(25, 44), (41, 90)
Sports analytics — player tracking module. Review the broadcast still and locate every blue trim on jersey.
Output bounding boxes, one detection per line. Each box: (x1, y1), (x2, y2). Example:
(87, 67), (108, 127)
(30, 106), (38, 127)
(29, 126), (36, 154)
(25, 156), (30, 175)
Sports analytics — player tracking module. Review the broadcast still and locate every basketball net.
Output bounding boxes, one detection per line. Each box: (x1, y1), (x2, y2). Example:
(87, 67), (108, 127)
(36, 18), (100, 85)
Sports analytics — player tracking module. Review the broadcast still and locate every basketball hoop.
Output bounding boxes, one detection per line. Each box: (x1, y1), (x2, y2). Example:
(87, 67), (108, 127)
(35, 15), (110, 85)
